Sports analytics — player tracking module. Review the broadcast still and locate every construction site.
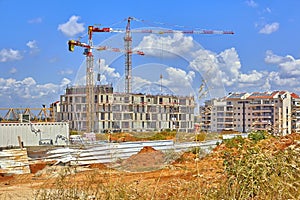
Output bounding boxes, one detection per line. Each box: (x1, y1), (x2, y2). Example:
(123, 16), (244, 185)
(58, 17), (234, 134)
(0, 16), (300, 200)
(0, 17), (234, 144)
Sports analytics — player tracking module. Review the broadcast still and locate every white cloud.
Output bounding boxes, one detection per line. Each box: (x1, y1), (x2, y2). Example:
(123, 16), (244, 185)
(26, 40), (38, 49)
(99, 59), (120, 79)
(259, 22), (279, 34)
(188, 46), (300, 94)
(239, 70), (264, 83)
(246, 0), (258, 7)
(264, 7), (271, 13)
(0, 77), (70, 107)
(136, 33), (194, 57)
(26, 40), (40, 55)
(132, 76), (151, 90)
(73, 59), (120, 85)
(127, 66), (196, 96)
(189, 48), (241, 88)
(265, 51), (300, 77)
(279, 60), (300, 77)
(264, 50), (292, 64)
(61, 78), (71, 86)
(162, 67), (195, 94)
(268, 71), (299, 87)
(0, 48), (22, 62)
(58, 15), (85, 37)
(211, 50), (300, 92)
(9, 67), (17, 74)
(58, 69), (73, 75)
(28, 17), (42, 24)
(218, 48), (241, 86)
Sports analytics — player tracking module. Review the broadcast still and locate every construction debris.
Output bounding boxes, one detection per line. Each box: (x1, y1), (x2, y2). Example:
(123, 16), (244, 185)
(0, 148), (30, 175)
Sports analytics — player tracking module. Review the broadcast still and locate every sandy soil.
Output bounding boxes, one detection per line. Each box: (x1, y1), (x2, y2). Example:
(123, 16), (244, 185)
(0, 133), (299, 200)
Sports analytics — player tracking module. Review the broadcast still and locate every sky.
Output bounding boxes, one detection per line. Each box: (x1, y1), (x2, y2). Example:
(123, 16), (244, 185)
(1, 0), (300, 109)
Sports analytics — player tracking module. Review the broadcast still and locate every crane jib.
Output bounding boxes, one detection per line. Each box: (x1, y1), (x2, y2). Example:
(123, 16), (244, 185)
(117, 29), (234, 35)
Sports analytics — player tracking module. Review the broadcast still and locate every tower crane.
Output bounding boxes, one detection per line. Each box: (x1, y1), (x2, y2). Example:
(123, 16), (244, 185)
(68, 17), (233, 133)
(68, 39), (144, 133)
(87, 17), (234, 94)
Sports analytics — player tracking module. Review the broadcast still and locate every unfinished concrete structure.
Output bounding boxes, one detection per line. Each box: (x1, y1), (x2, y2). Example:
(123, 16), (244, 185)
(57, 85), (195, 133)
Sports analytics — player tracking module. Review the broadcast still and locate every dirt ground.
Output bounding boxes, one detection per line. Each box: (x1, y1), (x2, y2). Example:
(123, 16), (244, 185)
(0, 133), (299, 200)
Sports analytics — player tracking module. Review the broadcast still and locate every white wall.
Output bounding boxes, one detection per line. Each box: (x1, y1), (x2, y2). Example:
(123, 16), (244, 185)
(0, 122), (69, 147)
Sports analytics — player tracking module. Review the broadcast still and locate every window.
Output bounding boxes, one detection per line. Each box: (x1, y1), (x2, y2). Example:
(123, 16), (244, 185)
(217, 107), (224, 111)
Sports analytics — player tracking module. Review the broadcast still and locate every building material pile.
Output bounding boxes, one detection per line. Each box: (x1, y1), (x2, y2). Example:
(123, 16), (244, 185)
(0, 148), (30, 175)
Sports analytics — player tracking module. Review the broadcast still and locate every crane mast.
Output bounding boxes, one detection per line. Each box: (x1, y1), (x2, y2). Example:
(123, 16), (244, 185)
(124, 17), (133, 94)
(68, 18), (233, 133)
(85, 50), (94, 133)
(68, 38), (145, 133)
(68, 39), (94, 133)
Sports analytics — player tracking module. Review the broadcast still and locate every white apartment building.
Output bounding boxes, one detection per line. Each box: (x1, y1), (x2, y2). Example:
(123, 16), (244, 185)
(291, 95), (300, 133)
(56, 85), (195, 133)
(199, 91), (299, 135)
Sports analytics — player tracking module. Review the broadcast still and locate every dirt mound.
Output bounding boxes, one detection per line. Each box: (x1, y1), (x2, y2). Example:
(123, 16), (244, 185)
(257, 132), (300, 152)
(118, 146), (165, 172)
(1, 133), (299, 199)
(172, 152), (196, 164)
(108, 132), (142, 142)
(0, 173), (14, 183)
(88, 163), (109, 170)
(29, 162), (47, 174)
(138, 146), (157, 153)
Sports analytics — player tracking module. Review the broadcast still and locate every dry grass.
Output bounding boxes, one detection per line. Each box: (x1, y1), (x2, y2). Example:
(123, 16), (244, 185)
(32, 132), (300, 200)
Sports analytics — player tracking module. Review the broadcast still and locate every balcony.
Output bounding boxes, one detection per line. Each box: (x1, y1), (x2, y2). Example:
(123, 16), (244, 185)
(252, 109), (273, 113)
(252, 120), (270, 125)
(250, 102), (275, 106)
(252, 115), (272, 119)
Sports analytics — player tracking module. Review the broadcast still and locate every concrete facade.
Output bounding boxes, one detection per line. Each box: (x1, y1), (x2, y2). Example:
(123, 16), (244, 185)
(57, 85), (195, 133)
(199, 91), (299, 135)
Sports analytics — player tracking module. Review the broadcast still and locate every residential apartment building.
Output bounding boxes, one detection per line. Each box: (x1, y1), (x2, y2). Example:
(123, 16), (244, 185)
(199, 91), (300, 135)
(56, 85), (195, 133)
(291, 95), (300, 133)
(199, 99), (234, 132)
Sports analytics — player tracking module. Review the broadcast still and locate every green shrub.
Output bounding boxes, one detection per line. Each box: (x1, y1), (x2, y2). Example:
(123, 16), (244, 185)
(147, 130), (176, 140)
(248, 130), (267, 142)
(223, 135), (245, 148)
(195, 132), (206, 142)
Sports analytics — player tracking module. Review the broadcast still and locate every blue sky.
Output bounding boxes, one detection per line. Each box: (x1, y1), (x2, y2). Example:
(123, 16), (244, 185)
(1, 0), (300, 108)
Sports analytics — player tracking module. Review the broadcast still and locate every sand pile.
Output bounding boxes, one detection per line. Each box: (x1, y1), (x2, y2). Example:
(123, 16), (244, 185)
(119, 146), (165, 172)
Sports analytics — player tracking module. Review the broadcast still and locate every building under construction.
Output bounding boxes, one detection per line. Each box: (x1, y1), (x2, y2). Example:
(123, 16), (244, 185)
(58, 17), (234, 134)
(56, 84), (195, 133)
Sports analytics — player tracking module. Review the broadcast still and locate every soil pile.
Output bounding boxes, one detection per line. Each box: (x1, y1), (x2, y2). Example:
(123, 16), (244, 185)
(29, 162), (48, 173)
(0, 133), (299, 199)
(118, 146), (165, 172)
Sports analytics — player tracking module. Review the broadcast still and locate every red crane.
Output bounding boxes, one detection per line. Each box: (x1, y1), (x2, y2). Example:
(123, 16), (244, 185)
(69, 17), (233, 132)
(87, 17), (234, 94)
(68, 40), (144, 55)
(68, 39), (144, 133)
